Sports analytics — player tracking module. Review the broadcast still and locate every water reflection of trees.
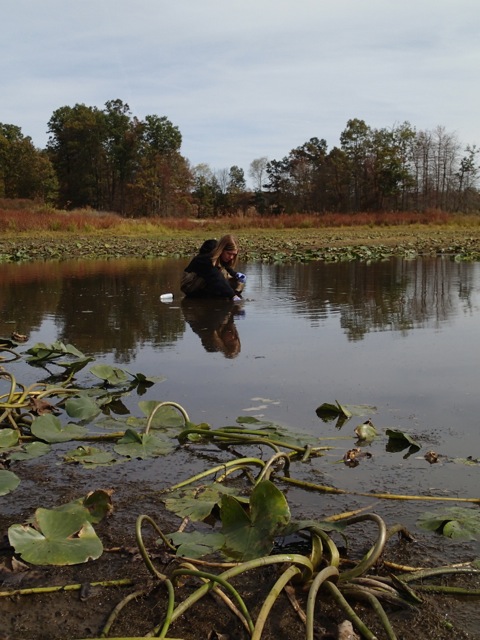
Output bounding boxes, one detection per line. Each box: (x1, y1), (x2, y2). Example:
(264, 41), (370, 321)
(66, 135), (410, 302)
(0, 258), (477, 358)
(269, 258), (477, 341)
(0, 259), (186, 362)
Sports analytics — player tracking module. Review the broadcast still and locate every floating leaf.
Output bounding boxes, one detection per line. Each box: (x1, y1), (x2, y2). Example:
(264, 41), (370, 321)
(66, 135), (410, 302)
(8, 507), (103, 565)
(63, 446), (122, 468)
(164, 484), (238, 521)
(25, 341), (85, 363)
(9, 441), (51, 461)
(0, 428), (19, 449)
(417, 507), (480, 540)
(386, 428), (420, 452)
(316, 400), (352, 420)
(65, 394), (101, 421)
(0, 469), (20, 496)
(168, 530), (225, 559)
(452, 456), (480, 466)
(354, 420), (378, 442)
(113, 428), (174, 459)
(139, 401), (186, 428)
(31, 415), (87, 443)
(89, 364), (129, 386)
(220, 480), (290, 561)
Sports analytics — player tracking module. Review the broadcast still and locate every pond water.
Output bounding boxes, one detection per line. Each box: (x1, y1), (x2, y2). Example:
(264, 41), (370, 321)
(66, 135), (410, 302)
(1, 256), (480, 559)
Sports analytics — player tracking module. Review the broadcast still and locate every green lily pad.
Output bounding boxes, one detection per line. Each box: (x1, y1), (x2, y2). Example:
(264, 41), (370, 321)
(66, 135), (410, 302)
(9, 441), (51, 461)
(386, 428), (421, 452)
(0, 469), (20, 496)
(354, 420), (378, 442)
(8, 506), (103, 565)
(90, 364), (129, 386)
(25, 341), (85, 363)
(417, 507), (480, 540)
(31, 415), (88, 443)
(168, 530), (225, 559)
(164, 484), (239, 521)
(113, 428), (174, 459)
(63, 446), (123, 467)
(220, 480), (290, 561)
(139, 401), (186, 428)
(65, 394), (101, 421)
(0, 428), (19, 449)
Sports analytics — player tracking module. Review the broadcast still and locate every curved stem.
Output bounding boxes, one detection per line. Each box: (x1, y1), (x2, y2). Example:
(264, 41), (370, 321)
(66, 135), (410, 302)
(336, 514), (387, 582)
(135, 515), (175, 580)
(154, 554), (314, 635)
(155, 578), (176, 639)
(165, 457), (266, 492)
(341, 586), (397, 640)
(252, 565), (302, 640)
(170, 568), (254, 635)
(100, 588), (151, 637)
(322, 580), (378, 640)
(145, 401), (189, 435)
(255, 451), (291, 483)
(306, 566), (339, 640)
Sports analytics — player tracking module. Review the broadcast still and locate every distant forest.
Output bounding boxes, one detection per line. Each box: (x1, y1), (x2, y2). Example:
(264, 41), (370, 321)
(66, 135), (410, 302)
(1, 99), (479, 216)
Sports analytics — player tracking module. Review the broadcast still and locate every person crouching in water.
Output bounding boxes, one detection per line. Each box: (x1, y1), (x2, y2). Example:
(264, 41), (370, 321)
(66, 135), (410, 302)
(180, 234), (246, 300)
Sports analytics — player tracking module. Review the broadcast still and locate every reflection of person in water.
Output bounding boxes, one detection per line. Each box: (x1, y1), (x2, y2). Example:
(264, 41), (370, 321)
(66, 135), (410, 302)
(180, 234), (246, 300)
(181, 297), (242, 358)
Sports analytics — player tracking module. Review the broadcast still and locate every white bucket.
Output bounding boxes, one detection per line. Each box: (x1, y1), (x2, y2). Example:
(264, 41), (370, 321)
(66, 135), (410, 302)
(160, 293), (174, 302)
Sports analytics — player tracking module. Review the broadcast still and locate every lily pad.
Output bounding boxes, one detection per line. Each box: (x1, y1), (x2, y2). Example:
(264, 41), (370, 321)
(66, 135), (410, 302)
(220, 480), (290, 561)
(9, 441), (51, 461)
(8, 506), (103, 565)
(113, 428), (174, 459)
(164, 484), (239, 521)
(354, 420), (378, 442)
(90, 364), (129, 386)
(0, 428), (19, 449)
(65, 394), (101, 421)
(417, 507), (480, 540)
(31, 415), (88, 443)
(0, 469), (20, 496)
(139, 401), (186, 428)
(385, 428), (421, 453)
(63, 446), (123, 467)
(168, 530), (225, 559)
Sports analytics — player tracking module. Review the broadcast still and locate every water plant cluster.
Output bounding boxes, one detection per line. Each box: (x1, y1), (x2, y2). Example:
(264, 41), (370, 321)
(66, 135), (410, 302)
(1, 338), (480, 639)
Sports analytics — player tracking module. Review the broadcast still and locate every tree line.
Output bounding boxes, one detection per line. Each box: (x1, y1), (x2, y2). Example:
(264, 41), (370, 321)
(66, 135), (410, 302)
(1, 99), (479, 216)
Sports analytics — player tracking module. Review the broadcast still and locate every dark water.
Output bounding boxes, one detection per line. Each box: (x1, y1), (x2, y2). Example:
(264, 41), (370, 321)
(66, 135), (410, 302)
(1, 257), (480, 554)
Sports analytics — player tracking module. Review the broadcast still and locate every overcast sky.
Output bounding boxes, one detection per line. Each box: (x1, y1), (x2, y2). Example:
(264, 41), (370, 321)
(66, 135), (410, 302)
(2, 0), (479, 179)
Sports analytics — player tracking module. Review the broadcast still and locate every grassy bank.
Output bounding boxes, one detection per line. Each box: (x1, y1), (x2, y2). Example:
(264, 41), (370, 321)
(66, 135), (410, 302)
(1, 204), (480, 263)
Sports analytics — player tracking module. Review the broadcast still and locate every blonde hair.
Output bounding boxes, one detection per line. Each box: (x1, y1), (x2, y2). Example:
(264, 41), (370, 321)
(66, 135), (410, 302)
(210, 234), (239, 269)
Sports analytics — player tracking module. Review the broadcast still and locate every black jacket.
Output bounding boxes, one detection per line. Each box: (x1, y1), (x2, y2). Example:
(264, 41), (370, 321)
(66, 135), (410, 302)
(184, 254), (237, 298)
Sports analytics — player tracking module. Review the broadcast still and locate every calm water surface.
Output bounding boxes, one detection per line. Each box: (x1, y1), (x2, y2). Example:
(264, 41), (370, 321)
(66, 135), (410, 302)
(1, 256), (480, 552)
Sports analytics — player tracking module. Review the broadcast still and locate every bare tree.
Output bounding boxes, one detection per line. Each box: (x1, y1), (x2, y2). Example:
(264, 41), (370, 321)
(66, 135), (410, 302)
(249, 157), (268, 192)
